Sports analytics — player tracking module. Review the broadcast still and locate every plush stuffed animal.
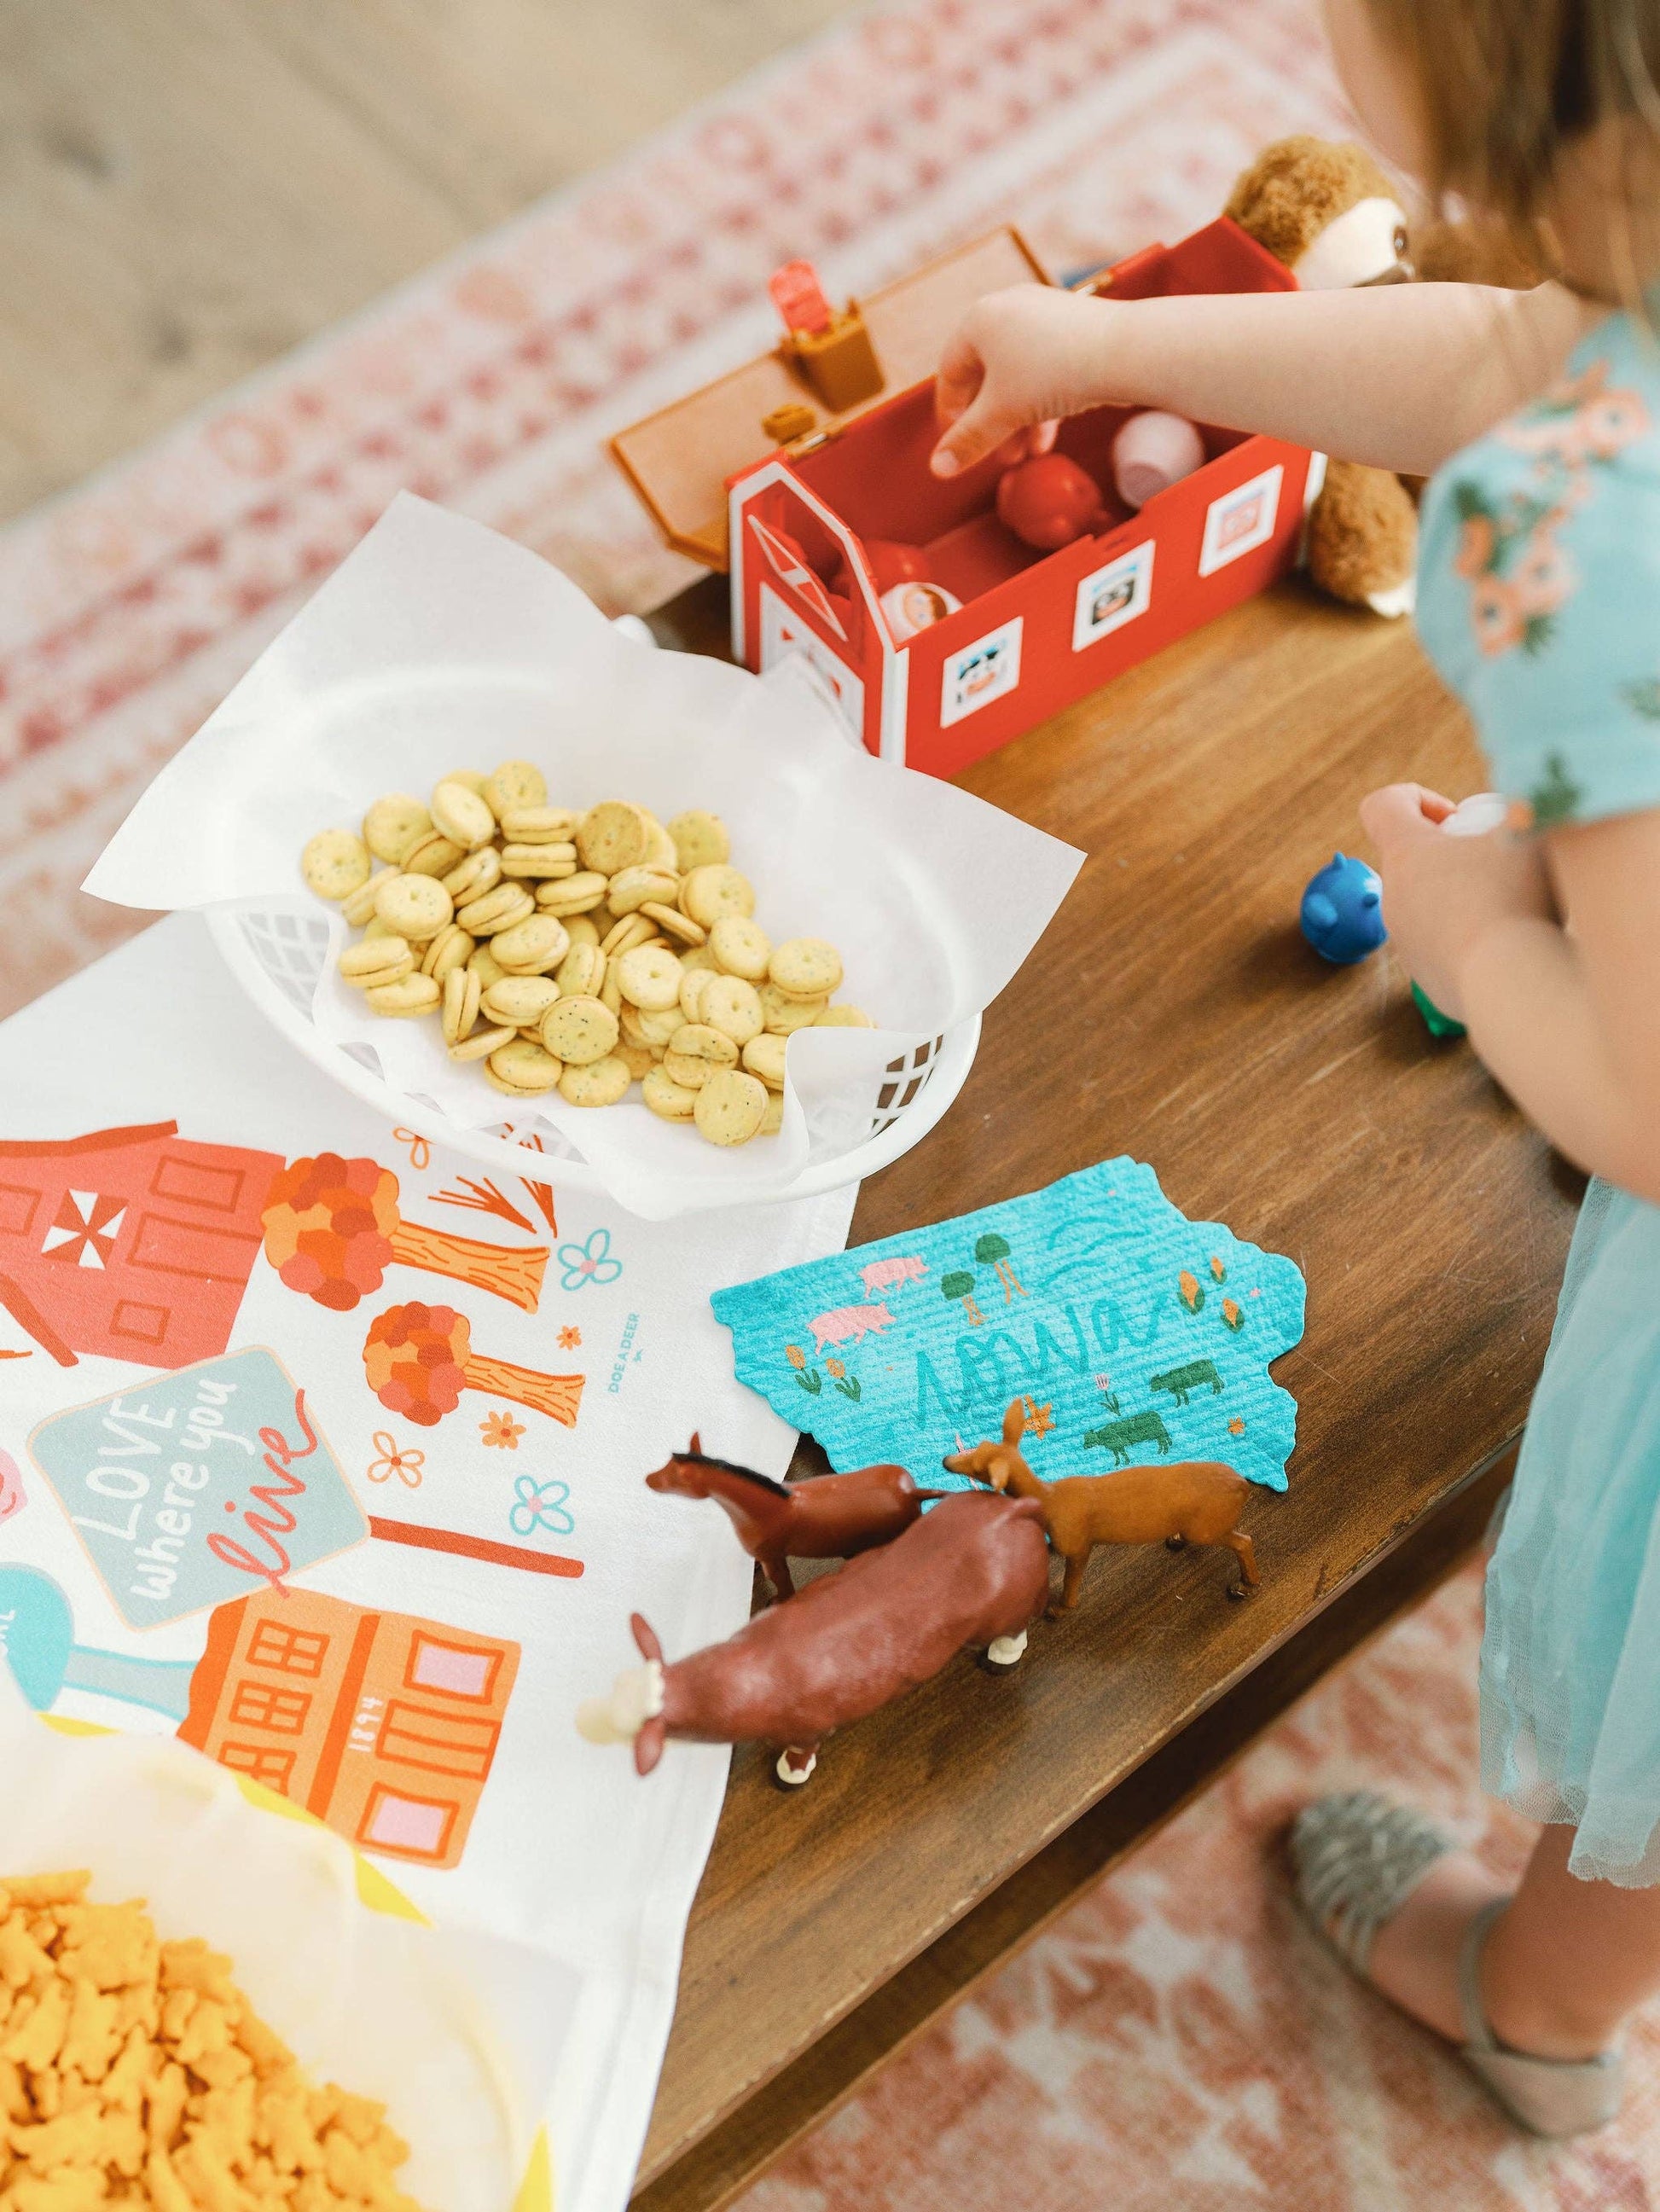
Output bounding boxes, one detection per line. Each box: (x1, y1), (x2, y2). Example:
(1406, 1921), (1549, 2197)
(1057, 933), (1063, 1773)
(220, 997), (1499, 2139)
(1224, 136), (1421, 618)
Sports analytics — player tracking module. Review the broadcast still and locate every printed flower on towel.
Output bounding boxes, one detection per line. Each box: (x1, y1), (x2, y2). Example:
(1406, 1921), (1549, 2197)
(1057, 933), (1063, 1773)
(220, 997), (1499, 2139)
(480, 1411), (525, 1449)
(510, 1475), (574, 1537)
(557, 1228), (622, 1292)
(366, 1431), (425, 1487)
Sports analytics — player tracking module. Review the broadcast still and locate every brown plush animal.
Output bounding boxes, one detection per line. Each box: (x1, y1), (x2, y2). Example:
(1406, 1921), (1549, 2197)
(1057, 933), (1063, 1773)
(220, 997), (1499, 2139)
(1225, 135), (1420, 618)
(943, 1400), (1259, 1609)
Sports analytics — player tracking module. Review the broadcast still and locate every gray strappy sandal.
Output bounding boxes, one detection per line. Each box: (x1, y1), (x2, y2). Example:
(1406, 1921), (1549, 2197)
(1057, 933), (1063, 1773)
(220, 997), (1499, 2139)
(1291, 1791), (1624, 2138)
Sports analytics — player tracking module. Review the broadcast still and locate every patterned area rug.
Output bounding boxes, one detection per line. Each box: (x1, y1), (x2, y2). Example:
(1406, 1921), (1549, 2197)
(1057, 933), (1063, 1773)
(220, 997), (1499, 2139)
(737, 1562), (1660, 2211)
(0, 0), (1349, 1018)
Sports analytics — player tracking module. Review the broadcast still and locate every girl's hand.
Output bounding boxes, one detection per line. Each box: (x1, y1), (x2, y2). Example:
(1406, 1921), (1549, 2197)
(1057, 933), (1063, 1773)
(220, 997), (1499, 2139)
(1359, 783), (1553, 1022)
(931, 287), (1118, 477)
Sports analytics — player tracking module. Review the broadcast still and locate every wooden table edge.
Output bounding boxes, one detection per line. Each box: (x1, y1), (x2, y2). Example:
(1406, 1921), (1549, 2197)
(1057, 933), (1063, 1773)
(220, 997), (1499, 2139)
(632, 1434), (1519, 2207)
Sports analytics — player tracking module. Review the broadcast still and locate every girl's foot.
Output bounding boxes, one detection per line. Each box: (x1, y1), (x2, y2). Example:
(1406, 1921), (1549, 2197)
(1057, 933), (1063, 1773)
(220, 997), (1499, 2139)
(1291, 1792), (1625, 2136)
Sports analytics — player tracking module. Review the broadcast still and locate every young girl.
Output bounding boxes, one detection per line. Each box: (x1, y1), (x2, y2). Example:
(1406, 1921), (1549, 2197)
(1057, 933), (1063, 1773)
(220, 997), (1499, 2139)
(931, 0), (1660, 2139)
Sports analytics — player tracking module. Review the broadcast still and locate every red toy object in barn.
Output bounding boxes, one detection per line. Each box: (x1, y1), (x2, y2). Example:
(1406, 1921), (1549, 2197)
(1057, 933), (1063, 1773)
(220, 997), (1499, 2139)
(577, 1488), (1050, 1787)
(995, 452), (1113, 551)
(0, 1123), (281, 1368)
(614, 218), (1319, 777)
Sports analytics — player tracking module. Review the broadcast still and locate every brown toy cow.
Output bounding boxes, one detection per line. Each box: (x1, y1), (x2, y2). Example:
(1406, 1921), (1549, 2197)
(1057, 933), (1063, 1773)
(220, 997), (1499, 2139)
(576, 1489), (1049, 1786)
(645, 1434), (946, 1599)
(943, 1400), (1259, 1610)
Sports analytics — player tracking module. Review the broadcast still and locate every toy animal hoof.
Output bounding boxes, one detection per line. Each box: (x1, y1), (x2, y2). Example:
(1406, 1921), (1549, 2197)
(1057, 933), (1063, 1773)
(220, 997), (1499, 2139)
(1165, 1534), (1187, 1551)
(979, 1630), (1029, 1673)
(773, 1749), (817, 1788)
(1227, 1582), (1255, 1601)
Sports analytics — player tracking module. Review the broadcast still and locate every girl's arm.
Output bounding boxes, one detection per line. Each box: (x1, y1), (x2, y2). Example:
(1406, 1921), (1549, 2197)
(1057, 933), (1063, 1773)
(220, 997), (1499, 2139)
(1361, 792), (1660, 1204)
(932, 279), (1592, 481)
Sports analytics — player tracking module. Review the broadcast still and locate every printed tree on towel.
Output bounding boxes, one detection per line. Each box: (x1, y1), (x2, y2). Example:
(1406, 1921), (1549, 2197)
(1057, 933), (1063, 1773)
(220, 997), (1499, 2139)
(941, 1269), (985, 1327)
(362, 1303), (583, 1430)
(974, 1233), (1025, 1301)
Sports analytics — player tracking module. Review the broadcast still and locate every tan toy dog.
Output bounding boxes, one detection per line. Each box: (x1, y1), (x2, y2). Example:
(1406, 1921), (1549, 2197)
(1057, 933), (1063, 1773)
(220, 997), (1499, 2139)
(943, 1399), (1259, 1611)
(1225, 136), (1422, 618)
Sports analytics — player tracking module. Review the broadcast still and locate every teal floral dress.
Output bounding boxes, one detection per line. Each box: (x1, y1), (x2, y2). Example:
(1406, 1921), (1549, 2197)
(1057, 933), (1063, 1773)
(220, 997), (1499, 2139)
(1417, 311), (1660, 1886)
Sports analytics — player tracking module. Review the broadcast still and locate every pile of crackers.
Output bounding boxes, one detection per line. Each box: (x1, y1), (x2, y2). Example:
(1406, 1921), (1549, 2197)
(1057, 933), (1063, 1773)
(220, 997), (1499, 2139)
(0, 1869), (427, 2210)
(302, 768), (870, 1150)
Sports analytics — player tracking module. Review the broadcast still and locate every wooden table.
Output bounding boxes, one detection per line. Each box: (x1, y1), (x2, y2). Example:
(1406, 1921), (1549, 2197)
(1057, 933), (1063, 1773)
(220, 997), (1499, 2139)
(632, 575), (1581, 2209)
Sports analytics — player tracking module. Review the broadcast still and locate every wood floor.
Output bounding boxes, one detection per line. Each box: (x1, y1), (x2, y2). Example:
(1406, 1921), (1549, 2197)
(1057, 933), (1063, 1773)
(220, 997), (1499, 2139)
(0, 0), (852, 520)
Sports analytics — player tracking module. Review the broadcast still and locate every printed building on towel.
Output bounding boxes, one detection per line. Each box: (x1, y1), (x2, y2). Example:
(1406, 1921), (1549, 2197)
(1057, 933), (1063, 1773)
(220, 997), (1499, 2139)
(180, 1587), (520, 1870)
(613, 219), (1319, 777)
(0, 1121), (280, 1368)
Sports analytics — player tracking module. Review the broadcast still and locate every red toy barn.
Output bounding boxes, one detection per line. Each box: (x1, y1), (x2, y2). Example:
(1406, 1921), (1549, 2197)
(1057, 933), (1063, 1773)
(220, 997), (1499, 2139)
(615, 218), (1321, 777)
(0, 1123), (282, 1368)
(728, 221), (1317, 774)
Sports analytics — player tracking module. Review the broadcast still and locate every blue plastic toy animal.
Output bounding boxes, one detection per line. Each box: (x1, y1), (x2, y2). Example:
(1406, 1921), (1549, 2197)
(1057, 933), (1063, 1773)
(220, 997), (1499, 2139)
(1299, 851), (1385, 964)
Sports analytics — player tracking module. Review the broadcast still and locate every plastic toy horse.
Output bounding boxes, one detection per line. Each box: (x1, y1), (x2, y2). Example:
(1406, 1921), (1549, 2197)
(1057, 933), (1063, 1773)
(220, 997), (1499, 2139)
(645, 1436), (946, 1600)
(578, 1489), (1050, 1786)
(943, 1399), (1259, 1609)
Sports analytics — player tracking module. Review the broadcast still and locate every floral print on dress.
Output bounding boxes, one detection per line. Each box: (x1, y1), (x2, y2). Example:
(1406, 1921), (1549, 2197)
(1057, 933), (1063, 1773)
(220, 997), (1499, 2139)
(1448, 357), (1650, 667)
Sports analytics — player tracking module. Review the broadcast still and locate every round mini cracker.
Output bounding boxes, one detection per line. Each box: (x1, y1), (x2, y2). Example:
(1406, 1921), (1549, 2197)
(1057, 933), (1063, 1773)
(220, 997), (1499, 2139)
(540, 994), (620, 1066)
(375, 873), (453, 943)
(556, 942), (606, 998)
(492, 914), (571, 975)
(642, 1065), (698, 1120)
(815, 1003), (874, 1027)
(678, 967), (717, 1024)
(486, 1039), (564, 1095)
(442, 966), (482, 1047)
(641, 816), (681, 874)
(667, 810), (730, 872)
(444, 768), (490, 796)
(617, 1041), (657, 1081)
(443, 847), (502, 903)
(363, 792), (431, 864)
(601, 912), (654, 961)
(759, 1091), (785, 1136)
(467, 943), (506, 990)
(301, 827), (372, 901)
(740, 1031), (788, 1091)
(401, 830), (467, 880)
(769, 937), (844, 1000)
(576, 800), (650, 875)
(457, 883), (536, 936)
(481, 975), (561, 1029)
(537, 870), (610, 917)
(342, 867), (398, 928)
(622, 1001), (682, 1047)
(364, 972), (442, 1019)
(679, 863), (755, 930)
(708, 915), (770, 980)
(616, 943), (683, 1013)
(759, 982), (827, 1034)
(559, 1054), (632, 1107)
(701, 974), (763, 1047)
(339, 936), (414, 988)
(694, 1067), (768, 1147)
(501, 805), (578, 845)
(607, 864), (679, 915)
(499, 842), (578, 879)
(450, 1022), (514, 1063)
(430, 779), (496, 852)
(640, 901), (704, 947)
(662, 1023), (739, 1089)
(484, 761), (548, 819)
(421, 922), (474, 981)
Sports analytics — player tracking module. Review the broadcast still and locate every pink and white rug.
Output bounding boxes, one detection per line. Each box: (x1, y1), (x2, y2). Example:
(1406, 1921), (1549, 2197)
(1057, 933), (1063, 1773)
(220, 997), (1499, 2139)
(736, 1563), (1660, 2212)
(0, 0), (1349, 1019)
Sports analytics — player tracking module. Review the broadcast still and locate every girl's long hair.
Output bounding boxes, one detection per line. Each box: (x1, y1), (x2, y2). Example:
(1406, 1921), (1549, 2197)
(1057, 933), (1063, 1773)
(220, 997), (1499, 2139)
(1371, 0), (1660, 300)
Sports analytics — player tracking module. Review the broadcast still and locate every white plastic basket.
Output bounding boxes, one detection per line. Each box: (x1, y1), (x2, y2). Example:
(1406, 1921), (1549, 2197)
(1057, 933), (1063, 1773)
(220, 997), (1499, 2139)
(207, 898), (979, 1214)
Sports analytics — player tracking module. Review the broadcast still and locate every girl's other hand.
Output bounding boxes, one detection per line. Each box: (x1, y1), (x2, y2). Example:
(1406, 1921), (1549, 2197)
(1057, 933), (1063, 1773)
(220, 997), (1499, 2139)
(931, 287), (1117, 478)
(1360, 782), (1553, 1022)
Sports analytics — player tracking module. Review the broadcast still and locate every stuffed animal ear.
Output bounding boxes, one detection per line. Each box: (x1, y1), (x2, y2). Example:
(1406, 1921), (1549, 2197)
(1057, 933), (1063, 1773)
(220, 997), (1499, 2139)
(987, 1452), (1014, 1492)
(630, 1611), (664, 1664)
(1002, 1399), (1026, 1446)
(635, 1716), (667, 1775)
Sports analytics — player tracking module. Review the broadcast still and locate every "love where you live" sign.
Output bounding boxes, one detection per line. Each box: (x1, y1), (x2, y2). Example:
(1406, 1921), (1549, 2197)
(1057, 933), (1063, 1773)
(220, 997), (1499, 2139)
(28, 1348), (368, 1628)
